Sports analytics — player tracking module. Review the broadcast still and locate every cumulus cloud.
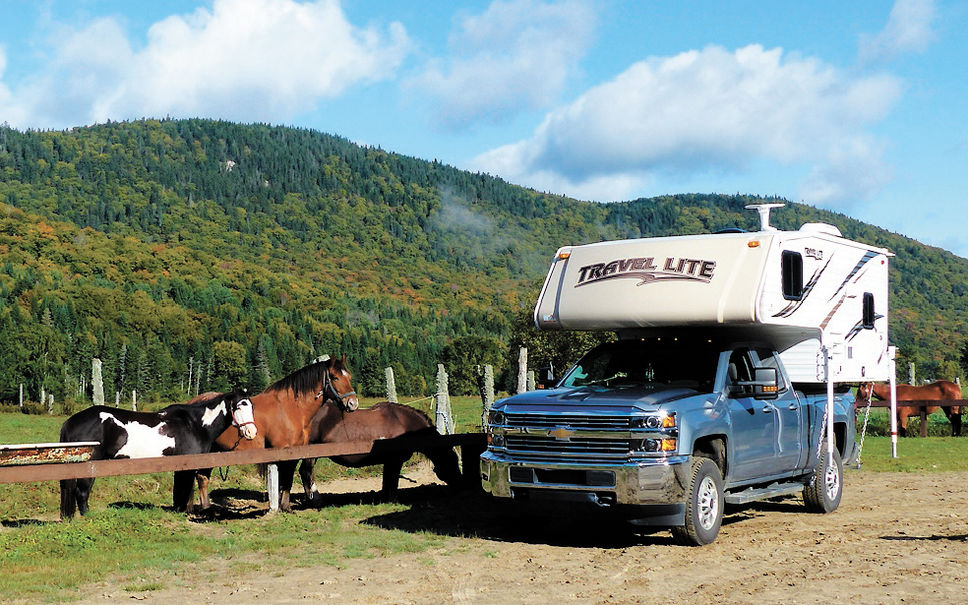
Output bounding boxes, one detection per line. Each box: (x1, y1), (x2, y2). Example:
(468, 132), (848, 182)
(473, 44), (902, 206)
(0, 0), (410, 128)
(410, 0), (595, 129)
(859, 0), (936, 64)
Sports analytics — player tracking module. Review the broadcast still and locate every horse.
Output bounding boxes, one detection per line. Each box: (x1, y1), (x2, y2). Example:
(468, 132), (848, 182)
(58, 391), (256, 520)
(194, 355), (359, 512)
(858, 381), (962, 436)
(297, 401), (462, 502)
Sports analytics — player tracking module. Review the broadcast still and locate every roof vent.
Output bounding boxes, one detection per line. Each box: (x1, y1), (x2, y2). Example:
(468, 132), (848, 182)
(799, 222), (842, 237)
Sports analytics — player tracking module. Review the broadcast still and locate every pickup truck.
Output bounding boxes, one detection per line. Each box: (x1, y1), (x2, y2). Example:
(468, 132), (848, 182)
(481, 332), (858, 545)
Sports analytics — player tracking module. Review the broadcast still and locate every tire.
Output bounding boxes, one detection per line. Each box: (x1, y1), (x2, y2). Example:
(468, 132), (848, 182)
(672, 457), (724, 546)
(803, 443), (843, 513)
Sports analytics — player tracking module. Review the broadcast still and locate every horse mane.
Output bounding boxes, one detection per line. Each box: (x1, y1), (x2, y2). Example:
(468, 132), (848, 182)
(266, 357), (344, 397)
(163, 391), (238, 414)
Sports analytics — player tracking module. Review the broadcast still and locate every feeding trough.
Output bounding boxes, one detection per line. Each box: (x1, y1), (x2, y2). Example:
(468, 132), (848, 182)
(0, 442), (99, 466)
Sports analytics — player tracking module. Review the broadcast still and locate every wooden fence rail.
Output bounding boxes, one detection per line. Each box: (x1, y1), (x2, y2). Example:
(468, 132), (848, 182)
(0, 433), (487, 488)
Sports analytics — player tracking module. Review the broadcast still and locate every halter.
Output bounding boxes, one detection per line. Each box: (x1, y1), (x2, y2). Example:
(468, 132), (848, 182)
(315, 368), (356, 409)
(230, 397), (257, 432)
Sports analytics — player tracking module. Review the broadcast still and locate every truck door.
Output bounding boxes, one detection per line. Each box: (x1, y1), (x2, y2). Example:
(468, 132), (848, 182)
(725, 349), (778, 481)
(753, 348), (803, 473)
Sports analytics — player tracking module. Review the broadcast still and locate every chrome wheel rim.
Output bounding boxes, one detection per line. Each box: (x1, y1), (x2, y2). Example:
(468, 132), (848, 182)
(697, 476), (720, 530)
(824, 462), (840, 501)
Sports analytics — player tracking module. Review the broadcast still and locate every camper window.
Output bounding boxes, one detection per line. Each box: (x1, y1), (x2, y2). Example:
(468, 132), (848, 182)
(781, 251), (803, 300)
(862, 292), (875, 329)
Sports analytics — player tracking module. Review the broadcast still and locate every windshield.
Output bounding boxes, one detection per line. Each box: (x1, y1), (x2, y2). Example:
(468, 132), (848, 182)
(560, 338), (721, 391)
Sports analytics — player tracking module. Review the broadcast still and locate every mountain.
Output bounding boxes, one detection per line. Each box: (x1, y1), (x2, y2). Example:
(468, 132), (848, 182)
(1, 119), (966, 403)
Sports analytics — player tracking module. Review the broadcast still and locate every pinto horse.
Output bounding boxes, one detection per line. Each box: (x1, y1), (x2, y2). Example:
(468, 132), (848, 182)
(195, 355), (359, 512)
(858, 380), (963, 437)
(58, 391), (256, 519)
(297, 401), (462, 502)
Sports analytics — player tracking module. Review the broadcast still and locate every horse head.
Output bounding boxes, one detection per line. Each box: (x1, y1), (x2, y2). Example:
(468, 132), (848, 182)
(318, 355), (360, 412)
(857, 382), (875, 402)
(229, 393), (258, 440)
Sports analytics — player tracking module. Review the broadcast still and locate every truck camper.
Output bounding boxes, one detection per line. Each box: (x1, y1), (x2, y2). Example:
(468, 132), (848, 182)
(482, 204), (894, 545)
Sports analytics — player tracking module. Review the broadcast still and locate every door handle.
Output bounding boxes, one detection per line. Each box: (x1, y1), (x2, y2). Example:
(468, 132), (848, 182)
(762, 405), (773, 413)
(788, 403), (798, 411)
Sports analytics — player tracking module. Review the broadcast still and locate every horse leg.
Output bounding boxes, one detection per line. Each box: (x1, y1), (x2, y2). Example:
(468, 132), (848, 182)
(298, 458), (319, 504)
(945, 407), (962, 437)
(172, 470), (196, 513)
(76, 478), (94, 515)
(277, 460), (298, 512)
(381, 456), (407, 501)
(196, 469), (212, 509)
(60, 479), (77, 520)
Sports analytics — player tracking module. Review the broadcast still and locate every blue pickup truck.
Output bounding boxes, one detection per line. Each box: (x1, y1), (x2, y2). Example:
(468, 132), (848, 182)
(481, 332), (857, 545)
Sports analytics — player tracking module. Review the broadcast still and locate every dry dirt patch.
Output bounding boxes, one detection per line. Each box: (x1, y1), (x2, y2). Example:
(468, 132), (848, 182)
(76, 467), (968, 604)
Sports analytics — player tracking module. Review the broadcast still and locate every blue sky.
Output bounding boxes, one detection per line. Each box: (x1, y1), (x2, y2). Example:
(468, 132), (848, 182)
(1, 0), (965, 257)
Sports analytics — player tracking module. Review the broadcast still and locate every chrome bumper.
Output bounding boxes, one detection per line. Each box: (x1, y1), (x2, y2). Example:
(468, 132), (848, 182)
(480, 451), (692, 506)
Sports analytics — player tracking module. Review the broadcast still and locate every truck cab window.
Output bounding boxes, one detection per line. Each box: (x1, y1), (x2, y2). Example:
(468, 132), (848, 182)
(781, 251), (803, 300)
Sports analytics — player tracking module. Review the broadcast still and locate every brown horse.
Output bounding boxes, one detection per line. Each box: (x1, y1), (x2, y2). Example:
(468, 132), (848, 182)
(195, 355), (359, 512)
(858, 380), (962, 437)
(297, 401), (462, 501)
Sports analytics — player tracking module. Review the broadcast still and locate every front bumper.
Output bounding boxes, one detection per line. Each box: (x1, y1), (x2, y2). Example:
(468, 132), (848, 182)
(480, 450), (692, 507)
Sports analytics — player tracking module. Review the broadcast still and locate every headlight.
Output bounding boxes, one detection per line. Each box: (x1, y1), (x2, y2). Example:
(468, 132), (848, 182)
(487, 410), (506, 426)
(631, 413), (675, 429)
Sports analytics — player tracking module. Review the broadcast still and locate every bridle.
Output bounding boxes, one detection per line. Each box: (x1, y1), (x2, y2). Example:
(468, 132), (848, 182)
(315, 368), (356, 410)
(230, 397), (257, 431)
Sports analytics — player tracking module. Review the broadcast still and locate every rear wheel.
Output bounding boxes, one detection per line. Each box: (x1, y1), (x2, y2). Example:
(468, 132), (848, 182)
(672, 457), (724, 546)
(803, 444), (842, 513)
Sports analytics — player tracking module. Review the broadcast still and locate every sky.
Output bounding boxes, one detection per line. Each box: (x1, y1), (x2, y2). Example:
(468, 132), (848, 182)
(1, 0), (966, 257)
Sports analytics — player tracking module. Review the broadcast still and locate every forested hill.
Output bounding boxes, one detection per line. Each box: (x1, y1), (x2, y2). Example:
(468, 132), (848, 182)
(1, 119), (966, 403)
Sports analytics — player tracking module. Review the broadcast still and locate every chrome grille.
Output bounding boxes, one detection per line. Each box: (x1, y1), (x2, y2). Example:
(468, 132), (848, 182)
(504, 413), (630, 430)
(504, 435), (632, 458)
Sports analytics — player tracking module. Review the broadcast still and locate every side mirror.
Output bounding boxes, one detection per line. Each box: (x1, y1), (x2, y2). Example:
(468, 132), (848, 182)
(537, 365), (556, 389)
(751, 367), (779, 400)
(728, 367), (780, 400)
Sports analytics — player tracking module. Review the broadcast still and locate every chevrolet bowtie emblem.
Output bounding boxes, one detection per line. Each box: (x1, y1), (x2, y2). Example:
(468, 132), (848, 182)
(549, 426), (575, 440)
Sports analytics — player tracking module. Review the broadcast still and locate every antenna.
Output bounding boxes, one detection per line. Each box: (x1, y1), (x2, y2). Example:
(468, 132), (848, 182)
(745, 203), (785, 232)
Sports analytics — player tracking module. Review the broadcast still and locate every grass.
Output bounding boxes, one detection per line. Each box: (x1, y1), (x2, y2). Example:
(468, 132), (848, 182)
(1, 394), (967, 602)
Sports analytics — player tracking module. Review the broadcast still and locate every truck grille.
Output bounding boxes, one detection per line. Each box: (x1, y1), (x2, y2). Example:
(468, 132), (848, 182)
(504, 435), (632, 458)
(504, 413), (630, 430)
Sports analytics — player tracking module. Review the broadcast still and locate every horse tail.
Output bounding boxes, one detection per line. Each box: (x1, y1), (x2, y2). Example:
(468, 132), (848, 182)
(60, 479), (77, 520)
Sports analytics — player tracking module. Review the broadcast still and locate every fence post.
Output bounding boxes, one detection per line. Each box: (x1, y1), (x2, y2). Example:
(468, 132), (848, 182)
(132, 389), (138, 412)
(47, 394), (54, 415)
(92, 358), (105, 405)
(385, 367), (398, 403)
(435, 364), (453, 435)
(266, 464), (279, 512)
(480, 364), (494, 430)
(517, 347), (528, 394)
(18, 383), (23, 410)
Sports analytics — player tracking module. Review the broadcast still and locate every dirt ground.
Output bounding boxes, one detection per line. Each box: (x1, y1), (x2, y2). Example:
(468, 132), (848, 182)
(75, 464), (968, 604)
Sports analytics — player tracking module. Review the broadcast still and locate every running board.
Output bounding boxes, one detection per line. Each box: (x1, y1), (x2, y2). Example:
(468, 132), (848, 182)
(725, 482), (804, 505)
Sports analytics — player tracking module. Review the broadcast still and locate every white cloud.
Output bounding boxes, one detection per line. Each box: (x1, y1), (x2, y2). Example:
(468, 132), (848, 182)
(411, 0), (595, 129)
(859, 0), (936, 64)
(473, 44), (902, 206)
(0, 0), (410, 128)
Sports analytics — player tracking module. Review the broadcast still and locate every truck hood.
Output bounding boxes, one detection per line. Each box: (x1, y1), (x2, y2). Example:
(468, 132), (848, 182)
(494, 385), (703, 414)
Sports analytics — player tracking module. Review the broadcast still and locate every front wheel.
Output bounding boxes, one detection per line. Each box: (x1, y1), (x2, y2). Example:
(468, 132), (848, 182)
(672, 457), (724, 546)
(803, 444), (842, 513)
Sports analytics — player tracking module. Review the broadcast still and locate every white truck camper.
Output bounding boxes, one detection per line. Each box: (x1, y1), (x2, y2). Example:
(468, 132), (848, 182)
(482, 204), (896, 545)
(535, 203), (893, 386)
